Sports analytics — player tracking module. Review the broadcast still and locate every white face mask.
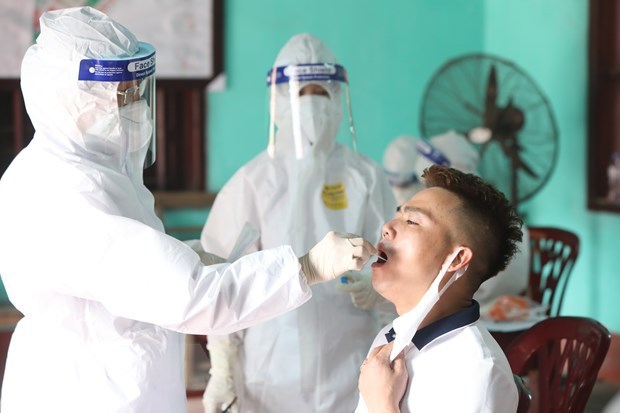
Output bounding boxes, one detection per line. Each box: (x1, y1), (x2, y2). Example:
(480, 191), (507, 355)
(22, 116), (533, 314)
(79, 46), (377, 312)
(119, 99), (153, 152)
(275, 94), (341, 158)
(78, 108), (121, 158)
(119, 100), (153, 175)
(77, 98), (152, 164)
(390, 247), (468, 361)
(297, 95), (339, 154)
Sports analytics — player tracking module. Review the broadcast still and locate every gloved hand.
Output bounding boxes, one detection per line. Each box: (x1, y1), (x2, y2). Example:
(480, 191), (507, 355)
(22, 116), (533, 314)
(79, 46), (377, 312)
(299, 232), (377, 285)
(198, 251), (227, 266)
(185, 239), (227, 266)
(336, 271), (383, 310)
(202, 339), (239, 413)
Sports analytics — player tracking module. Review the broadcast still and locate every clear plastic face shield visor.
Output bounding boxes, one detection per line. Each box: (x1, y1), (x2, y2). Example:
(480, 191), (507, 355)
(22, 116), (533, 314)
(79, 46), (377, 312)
(77, 42), (156, 169)
(265, 63), (357, 159)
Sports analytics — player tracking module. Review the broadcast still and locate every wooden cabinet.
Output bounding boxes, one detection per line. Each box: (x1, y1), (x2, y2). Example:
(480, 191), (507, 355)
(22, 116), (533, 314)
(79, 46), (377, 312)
(0, 80), (34, 178)
(588, 0), (620, 212)
(0, 79), (209, 192)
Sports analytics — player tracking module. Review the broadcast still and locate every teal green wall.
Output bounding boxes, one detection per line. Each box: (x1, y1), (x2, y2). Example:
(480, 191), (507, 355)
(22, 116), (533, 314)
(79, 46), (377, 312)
(485, 0), (620, 333)
(208, 0), (486, 188)
(201, 0), (620, 332)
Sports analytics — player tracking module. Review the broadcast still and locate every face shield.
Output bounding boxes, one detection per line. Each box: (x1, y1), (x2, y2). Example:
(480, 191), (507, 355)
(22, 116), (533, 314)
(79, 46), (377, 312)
(266, 63), (356, 159)
(77, 42), (156, 170)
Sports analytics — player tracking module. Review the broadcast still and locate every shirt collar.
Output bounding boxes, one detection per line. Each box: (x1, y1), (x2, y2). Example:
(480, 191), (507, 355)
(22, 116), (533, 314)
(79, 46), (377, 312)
(385, 300), (480, 350)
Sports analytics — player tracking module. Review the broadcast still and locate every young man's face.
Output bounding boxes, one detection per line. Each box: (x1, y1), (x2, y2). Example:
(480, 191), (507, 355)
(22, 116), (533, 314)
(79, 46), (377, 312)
(371, 187), (462, 314)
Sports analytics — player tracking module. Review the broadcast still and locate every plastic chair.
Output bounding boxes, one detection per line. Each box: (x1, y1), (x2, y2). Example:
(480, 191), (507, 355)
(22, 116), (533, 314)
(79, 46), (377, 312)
(505, 316), (611, 413)
(193, 334), (209, 356)
(528, 226), (580, 316)
(514, 373), (532, 413)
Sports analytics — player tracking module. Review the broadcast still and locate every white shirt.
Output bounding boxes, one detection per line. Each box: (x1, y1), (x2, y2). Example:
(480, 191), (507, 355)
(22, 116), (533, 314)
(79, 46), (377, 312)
(356, 301), (518, 413)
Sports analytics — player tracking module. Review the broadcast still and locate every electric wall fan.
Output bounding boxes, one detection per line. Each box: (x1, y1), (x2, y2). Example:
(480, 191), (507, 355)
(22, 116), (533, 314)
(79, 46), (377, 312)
(419, 53), (558, 209)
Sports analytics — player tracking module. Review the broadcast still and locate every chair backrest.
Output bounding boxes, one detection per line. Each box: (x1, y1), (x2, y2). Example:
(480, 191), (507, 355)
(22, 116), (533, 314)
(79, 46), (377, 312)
(514, 373), (532, 413)
(528, 226), (580, 316)
(504, 316), (611, 413)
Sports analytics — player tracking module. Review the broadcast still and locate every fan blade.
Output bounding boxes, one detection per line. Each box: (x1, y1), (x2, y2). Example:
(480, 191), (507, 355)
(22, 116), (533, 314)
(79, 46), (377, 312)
(515, 152), (539, 178)
(484, 65), (498, 118)
(462, 102), (484, 117)
(500, 134), (539, 179)
(486, 132), (531, 174)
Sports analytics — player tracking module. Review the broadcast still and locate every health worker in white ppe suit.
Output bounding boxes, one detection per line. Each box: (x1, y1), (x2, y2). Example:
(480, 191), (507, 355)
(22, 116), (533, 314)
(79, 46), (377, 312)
(382, 130), (530, 307)
(382, 135), (424, 206)
(0, 9), (375, 413)
(200, 33), (397, 413)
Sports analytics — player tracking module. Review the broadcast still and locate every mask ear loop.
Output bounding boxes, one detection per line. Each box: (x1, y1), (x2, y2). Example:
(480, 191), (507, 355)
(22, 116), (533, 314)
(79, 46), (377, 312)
(389, 247), (468, 361)
(438, 248), (468, 295)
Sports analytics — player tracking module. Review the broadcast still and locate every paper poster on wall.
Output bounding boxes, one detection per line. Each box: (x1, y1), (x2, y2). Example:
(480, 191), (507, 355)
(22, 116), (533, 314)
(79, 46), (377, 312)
(0, 0), (217, 79)
(0, 2), (36, 78)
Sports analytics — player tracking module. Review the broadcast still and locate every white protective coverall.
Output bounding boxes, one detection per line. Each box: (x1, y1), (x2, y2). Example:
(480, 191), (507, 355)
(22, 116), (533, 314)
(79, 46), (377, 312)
(0, 9), (322, 413)
(382, 135), (424, 206)
(200, 33), (397, 413)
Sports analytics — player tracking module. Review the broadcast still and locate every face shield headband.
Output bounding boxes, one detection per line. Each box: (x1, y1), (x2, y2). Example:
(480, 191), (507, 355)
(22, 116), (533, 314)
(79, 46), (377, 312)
(265, 63), (357, 159)
(77, 42), (157, 169)
(416, 139), (451, 167)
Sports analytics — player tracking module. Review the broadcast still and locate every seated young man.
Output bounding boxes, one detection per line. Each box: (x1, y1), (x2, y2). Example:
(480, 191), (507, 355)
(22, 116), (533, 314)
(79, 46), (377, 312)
(356, 164), (522, 413)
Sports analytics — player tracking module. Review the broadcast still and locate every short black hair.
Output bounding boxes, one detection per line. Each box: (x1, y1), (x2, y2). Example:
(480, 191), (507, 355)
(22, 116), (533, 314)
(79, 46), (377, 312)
(422, 165), (523, 282)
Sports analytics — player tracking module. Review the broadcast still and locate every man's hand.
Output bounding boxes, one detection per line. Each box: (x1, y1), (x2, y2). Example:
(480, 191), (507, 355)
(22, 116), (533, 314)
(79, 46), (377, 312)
(299, 232), (377, 285)
(359, 342), (408, 413)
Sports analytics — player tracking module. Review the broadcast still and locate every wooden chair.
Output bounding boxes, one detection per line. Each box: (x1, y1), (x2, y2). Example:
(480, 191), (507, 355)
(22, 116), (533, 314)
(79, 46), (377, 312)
(514, 373), (532, 413)
(505, 316), (611, 413)
(528, 227), (580, 316)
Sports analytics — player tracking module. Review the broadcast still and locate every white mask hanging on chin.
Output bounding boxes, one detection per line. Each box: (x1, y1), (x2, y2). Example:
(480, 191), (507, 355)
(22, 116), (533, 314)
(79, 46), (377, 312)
(390, 247), (468, 361)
